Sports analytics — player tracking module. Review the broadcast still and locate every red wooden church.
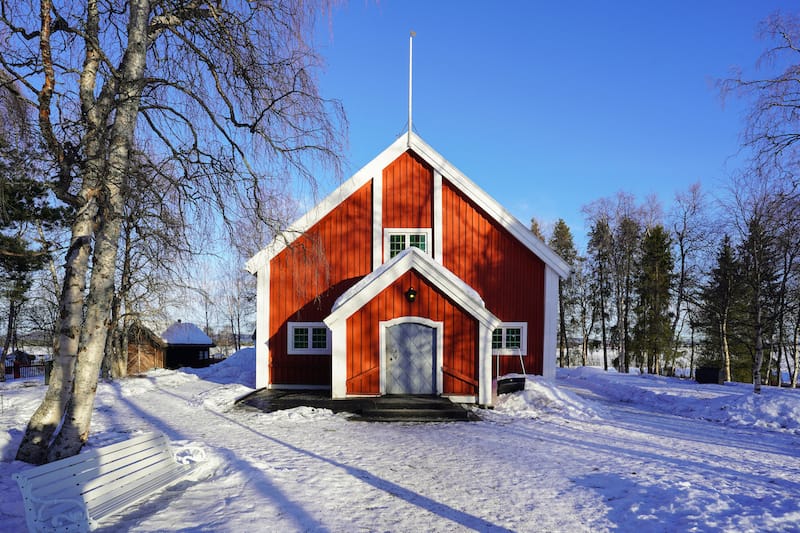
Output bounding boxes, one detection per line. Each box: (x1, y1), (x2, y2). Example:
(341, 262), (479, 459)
(246, 132), (570, 406)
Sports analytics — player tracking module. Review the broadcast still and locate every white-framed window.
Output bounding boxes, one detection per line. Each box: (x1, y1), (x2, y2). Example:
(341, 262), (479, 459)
(492, 322), (528, 355)
(288, 322), (331, 355)
(384, 228), (431, 260)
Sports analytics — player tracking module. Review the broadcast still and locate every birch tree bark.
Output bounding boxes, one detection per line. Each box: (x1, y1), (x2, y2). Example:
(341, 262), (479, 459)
(3, 0), (343, 463)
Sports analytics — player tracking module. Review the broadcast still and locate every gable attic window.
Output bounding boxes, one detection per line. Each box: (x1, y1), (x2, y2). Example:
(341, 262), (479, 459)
(288, 322), (331, 355)
(492, 322), (528, 355)
(384, 228), (431, 260)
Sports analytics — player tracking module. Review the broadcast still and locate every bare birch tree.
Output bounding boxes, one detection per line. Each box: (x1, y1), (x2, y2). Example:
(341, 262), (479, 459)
(729, 171), (781, 393)
(667, 183), (712, 371)
(721, 10), (800, 391)
(2, 0), (343, 463)
(720, 11), (800, 185)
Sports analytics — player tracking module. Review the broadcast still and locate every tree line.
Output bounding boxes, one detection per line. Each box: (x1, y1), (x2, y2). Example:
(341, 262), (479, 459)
(543, 172), (799, 391)
(543, 13), (800, 391)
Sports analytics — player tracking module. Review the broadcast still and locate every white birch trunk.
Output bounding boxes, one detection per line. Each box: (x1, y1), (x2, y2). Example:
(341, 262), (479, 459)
(46, 0), (150, 460)
(15, 212), (96, 464)
(721, 313), (732, 383)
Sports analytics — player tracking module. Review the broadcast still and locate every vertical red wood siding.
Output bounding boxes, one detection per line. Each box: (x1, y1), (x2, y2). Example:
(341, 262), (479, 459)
(269, 181), (373, 385)
(346, 270), (478, 395)
(441, 179), (546, 376)
(383, 151), (433, 231)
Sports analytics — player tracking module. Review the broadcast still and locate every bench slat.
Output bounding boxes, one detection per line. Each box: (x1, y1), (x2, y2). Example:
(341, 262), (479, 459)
(82, 454), (186, 507)
(66, 448), (174, 495)
(16, 433), (167, 481)
(88, 464), (191, 521)
(22, 445), (174, 500)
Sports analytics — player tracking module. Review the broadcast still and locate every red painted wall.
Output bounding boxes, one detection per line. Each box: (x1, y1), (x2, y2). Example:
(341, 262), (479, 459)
(269, 181), (373, 385)
(267, 149), (548, 390)
(383, 150), (433, 234)
(346, 270), (478, 396)
(441, 179), (546, 375)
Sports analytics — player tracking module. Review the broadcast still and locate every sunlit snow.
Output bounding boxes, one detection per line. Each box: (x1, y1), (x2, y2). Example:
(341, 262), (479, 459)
(2, 351), (799, 532)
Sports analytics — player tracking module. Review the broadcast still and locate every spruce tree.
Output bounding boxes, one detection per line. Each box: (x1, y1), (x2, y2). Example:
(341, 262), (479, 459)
(632, 225), (673, 374)
(549, 219), (577, 367)
(698, 236), (744, 382)
(0, 95), (65, 380)
(587, 219), (613, 370)
(739, 218), (780, 392)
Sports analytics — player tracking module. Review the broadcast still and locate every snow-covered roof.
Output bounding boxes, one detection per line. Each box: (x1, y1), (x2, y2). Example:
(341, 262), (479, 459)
(325, 247), (500, 330)
(161, 321), (213, 346)
(246, 131), (571, 279)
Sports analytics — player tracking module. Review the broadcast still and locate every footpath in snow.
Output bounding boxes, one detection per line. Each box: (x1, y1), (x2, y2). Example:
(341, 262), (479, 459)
(1, 351), (799, 532)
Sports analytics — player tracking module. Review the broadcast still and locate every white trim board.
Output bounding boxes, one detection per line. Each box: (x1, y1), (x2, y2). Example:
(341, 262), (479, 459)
(325, 247), (499, 331)
(255, 262), (269, 389)
(246, 131), (571, 279)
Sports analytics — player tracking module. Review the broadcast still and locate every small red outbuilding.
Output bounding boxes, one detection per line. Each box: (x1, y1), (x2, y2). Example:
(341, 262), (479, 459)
(247, 132), (570, 406)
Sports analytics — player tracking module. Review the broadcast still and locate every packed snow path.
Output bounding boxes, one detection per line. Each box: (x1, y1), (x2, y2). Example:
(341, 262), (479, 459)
(2, 358), (799, 532)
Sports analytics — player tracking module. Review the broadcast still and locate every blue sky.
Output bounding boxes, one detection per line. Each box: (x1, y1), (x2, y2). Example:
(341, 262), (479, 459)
(311, 1), (795, 249)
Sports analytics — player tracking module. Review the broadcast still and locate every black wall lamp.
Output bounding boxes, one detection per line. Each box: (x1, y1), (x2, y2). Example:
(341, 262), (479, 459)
(405, 286), (417, 302)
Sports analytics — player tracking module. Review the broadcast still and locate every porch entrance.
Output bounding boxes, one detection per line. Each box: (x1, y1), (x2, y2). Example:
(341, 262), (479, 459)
(385, 322), (436, 395)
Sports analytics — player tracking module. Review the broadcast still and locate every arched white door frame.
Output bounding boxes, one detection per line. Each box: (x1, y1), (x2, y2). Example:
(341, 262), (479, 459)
(379, 316), (444, 395)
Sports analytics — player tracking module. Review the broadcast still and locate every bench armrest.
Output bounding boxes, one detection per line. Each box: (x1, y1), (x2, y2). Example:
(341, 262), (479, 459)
(34, 495), (91, 532)
(173, 443), (207, 466)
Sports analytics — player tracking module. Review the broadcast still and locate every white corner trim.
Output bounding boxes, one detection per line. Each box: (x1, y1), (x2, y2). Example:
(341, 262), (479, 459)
(379, 317), (444, 395)
(433, 170), (443, 265)
(330, 320), (347, 399)
(255, 262), (270, 389)
(478, 322), (494, 407)
(372, 175), (382, 271)
(542, 265), (559, 380)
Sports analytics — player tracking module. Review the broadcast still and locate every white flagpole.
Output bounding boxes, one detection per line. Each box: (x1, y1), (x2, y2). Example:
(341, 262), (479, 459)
(408, 30), (415, 147)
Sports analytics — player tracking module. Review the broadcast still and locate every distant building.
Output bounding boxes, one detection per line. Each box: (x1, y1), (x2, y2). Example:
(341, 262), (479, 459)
(125, 321), (166, 375)
(161, 320), (215, 368)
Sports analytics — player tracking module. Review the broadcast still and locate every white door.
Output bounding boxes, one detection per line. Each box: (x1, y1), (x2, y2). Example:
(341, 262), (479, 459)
(385, 322), (436, 394)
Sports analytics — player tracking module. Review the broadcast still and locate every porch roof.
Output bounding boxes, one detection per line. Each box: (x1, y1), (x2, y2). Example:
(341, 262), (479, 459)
(324, 247), (500, 331)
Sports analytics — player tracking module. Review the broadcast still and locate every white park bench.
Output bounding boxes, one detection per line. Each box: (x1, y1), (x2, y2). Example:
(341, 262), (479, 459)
(14, 432), (203, 532)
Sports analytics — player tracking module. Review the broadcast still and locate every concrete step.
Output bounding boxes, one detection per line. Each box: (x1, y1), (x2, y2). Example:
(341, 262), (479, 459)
(357, 407), (476, 422)
(357, 397), (479, 422)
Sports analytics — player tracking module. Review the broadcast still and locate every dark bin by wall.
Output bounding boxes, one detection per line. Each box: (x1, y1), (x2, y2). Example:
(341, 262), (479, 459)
(695, 366), (723, 384)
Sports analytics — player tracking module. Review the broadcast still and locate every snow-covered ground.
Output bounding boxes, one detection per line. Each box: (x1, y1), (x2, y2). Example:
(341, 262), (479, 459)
(2, 352), (799, 532)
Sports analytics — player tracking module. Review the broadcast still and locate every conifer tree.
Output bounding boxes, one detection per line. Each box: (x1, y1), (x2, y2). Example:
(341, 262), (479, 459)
(1, 75), (66, 380)
(549, 219), (577, 367)
(739, 217), (780, 392)
(587, 218), (613, 370)
(699, 236), (744, 382)
(632, 225), (673, 374)
(613, 215), (642, 373)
